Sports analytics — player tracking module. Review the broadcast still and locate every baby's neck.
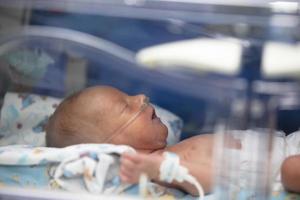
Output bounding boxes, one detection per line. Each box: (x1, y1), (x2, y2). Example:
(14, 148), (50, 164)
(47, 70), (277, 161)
(136, 149), (156, 154)
(136, 148), (165, 155)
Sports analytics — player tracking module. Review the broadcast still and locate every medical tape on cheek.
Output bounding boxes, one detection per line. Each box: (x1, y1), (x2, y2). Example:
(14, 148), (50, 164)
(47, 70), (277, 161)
(103, 97), (150, 143)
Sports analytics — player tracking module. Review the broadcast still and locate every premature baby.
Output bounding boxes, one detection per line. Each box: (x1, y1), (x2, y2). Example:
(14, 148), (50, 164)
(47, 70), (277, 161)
(46, 86), (300, 195)
(46, 86), (228, 195)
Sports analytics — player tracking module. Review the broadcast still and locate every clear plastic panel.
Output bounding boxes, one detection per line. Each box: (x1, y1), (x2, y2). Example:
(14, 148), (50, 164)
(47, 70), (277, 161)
(0, 1), (299, 199)
(0, 25), (247, 137)
(214, 81), (300, 200)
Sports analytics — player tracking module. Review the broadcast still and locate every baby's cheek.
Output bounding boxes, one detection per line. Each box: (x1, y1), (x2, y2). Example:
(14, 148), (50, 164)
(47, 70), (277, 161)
(157, 124), (168, 139)
(134, 117), (148, 129)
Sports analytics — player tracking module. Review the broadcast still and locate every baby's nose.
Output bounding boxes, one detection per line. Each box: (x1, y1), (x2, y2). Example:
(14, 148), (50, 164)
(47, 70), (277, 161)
(134, 94), (148, 105)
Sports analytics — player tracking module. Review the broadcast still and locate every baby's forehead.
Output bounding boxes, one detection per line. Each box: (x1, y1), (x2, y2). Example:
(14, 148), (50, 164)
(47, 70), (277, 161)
(80, 87), (125, 109)
(86, 87), (123, 97)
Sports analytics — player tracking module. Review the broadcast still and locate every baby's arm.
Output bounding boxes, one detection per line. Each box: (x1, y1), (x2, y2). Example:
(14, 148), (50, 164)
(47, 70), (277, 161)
(119, 152), (162, 184)
(172, 158), (213, 195)
(281, 154), (300, 193)
(119, 152), (212, 196)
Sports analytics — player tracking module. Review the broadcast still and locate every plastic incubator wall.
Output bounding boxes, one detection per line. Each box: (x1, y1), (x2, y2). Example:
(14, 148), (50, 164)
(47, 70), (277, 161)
(0, 1), (300, 200)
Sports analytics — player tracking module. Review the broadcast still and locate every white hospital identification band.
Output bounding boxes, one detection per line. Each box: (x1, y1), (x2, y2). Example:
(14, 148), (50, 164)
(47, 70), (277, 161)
(159, 152), (204, 200)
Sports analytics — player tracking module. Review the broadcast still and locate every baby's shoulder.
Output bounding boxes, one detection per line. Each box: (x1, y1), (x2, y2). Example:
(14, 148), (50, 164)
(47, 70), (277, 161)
(181, 134), (215, 144)
(166, 134), (214, 159)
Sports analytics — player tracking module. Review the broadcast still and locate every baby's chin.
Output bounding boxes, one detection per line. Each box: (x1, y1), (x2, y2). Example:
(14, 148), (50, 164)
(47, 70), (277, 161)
(134, 142), (167, 153)
(147, 142), (167, 153)
(146, 136), (168, 151)
(157, 132), (168, 149)
(159, 140), (168, 149)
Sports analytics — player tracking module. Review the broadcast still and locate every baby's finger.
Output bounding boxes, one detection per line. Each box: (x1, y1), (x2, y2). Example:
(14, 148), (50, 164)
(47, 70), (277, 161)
(124, 153), (149, 164)
(119, 166), (131, 176)
(122, 152), (142, 163)
(120, 164), (141, 177)
(120, 163), (134, 174)
(121, 157), (136, 169)
(119, 168), (138, 183)
(119, 172), (131, 183)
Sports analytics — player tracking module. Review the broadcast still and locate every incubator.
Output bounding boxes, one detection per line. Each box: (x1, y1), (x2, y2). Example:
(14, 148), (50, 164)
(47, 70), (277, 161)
(0, 0), (299, 200)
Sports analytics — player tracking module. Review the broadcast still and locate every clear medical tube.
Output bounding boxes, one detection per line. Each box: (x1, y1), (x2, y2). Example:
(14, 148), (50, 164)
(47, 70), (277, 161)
(103, 96), (150, 143)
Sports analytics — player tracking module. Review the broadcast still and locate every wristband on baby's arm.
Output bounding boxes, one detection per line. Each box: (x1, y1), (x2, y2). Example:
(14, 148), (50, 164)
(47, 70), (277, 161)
(159, 152), (204, 199)
(139, 152), (204, 199)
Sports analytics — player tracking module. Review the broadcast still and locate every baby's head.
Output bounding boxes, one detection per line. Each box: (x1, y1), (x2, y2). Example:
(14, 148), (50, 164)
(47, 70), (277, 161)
(46, 86), (168, 151)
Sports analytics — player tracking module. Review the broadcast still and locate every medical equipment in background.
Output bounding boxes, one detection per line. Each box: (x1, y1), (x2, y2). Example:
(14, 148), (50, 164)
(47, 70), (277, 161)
(3, 0), (300, 138)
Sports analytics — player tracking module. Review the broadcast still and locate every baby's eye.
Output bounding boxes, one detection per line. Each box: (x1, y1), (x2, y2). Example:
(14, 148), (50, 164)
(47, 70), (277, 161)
(127, 102), (139, 112)
(124, 103), (130, 111)
(119, 103), (128, 114)
(127, 103), (135, 111)
(126, 103), (138, 114)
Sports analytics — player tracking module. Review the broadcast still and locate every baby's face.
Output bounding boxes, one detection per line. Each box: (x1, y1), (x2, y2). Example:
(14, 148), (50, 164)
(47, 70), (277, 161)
(90, 87), (168, 151)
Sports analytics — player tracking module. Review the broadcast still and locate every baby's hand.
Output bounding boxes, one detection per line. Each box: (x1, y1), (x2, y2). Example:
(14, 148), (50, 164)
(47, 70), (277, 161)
(119, 152), (163, 184)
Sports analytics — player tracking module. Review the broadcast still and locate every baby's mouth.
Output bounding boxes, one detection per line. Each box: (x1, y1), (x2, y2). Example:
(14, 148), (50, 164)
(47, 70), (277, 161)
(151, 109), (157, 119)
(151, 108), (160, 120)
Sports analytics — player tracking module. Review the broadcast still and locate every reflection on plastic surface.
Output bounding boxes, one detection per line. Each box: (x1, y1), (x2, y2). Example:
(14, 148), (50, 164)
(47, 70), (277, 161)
(214, 81), (300, 200)
(214, 88), (276, 200)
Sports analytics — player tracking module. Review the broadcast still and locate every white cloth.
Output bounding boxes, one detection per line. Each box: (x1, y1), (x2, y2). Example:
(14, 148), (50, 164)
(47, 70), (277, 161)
(237, 130), (300, 192)
(0, 144), (135, 194)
